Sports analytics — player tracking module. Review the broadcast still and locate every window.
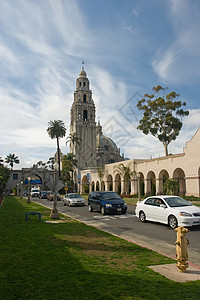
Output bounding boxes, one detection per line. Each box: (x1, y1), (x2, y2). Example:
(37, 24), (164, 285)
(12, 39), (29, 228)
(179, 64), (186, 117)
(78, 113), (81, 120)
(79, 82), (81, 87)
(13, 174), (18, 180)
(83, 94), (86, 102)
(83, 110), (88, 121)
(83, 82), (86, 87)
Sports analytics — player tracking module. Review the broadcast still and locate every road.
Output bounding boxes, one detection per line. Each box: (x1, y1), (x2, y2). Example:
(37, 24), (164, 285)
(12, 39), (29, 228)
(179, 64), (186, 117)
(32, 197), (200, 268)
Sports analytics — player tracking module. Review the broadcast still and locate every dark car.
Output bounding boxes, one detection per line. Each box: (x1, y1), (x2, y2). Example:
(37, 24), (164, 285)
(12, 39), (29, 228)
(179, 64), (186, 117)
(39, 191), (49, 199)
(88, 191), (127, 215)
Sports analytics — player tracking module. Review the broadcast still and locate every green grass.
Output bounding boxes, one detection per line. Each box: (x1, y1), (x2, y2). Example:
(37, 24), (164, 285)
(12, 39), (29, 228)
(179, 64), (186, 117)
(0, 196), (200, 300)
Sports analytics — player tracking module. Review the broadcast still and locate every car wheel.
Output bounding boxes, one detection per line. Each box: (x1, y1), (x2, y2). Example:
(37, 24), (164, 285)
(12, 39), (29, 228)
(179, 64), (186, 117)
(69, 202), (71, 207)
(63, 201), (66, 206)
(168, 215), (178, 229)
(139, 211), (146, 222)
(88, 204), (93, 212)
(101, 206), (105, 215)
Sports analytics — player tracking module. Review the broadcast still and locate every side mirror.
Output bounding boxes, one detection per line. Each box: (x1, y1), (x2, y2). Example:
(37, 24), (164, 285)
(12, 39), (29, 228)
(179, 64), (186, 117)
(160, 204), (166, 208)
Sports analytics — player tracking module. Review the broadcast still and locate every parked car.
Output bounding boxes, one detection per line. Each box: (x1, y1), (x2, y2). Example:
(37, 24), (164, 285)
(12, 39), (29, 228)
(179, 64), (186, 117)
(47, 191), (61, 201)
(23, 190), (28, 196)
(39, 191), (49, 199)
(88, 191), (127, 215)
(30, 189), (40, 197)
(135, 195), (200, 229)
(63, 193), (86, 206)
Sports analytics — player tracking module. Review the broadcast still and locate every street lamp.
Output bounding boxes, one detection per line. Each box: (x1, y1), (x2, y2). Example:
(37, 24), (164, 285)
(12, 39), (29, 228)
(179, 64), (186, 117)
(20, 181), (23, 199)
(16, 183), (19, 196)
(27, 177), (31, 203)
(137, 173), (141, 201)
(50, 162), (59, 220)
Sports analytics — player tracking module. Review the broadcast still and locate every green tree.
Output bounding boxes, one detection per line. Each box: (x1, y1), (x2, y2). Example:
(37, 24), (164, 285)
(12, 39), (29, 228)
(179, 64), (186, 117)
(66, 133), (80, 147)
(164, 178), (179, 195)
(5, 153), (19, 169)
(47, 120), (66, 176)
(62, 153), (77, 183)
(137, 85), (189, 156)
(0, 164), (10, 199)
(114, 163), (135, 195)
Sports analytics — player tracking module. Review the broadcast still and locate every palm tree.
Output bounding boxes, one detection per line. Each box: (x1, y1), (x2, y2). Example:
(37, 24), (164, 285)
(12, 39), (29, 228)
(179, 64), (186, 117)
(164, 178), (179, 195)
(96, 165), (106, 191)
(47, 120), (66, 176)
(66, 133), (80, 147)
(114, 163), (135, 195)
(62, 153), (77, 180)
(5, 154), (20, 169)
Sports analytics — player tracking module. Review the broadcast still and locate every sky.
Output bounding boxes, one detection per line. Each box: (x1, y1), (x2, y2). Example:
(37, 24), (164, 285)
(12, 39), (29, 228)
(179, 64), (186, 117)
(1, 0), (200, 169)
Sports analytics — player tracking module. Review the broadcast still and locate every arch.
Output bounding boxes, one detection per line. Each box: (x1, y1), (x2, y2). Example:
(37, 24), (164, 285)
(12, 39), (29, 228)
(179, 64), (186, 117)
(173, 168), (186, 196)
(137, 172), (145, 196)
(96, 181), (99, 191)
(158, 169), (169, 194)
(101, 180), (105, 191)
(107, 174), (113, 191)
(114, 173), (121, 194)
(91, 181), (95, 192)
(146, 171), (156, 196)
(83, 110), (87, 121)
(82, 175), (89, 193)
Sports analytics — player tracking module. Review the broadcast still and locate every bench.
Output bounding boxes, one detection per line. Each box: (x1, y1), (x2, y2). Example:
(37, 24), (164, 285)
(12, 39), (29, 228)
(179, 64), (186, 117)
(25, 212), (41, 221)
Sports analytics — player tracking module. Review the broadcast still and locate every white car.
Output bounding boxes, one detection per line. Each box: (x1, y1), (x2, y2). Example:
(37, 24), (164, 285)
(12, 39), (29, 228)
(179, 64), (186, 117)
(63, 193), (86, 207)
(135, 195), (200, 229)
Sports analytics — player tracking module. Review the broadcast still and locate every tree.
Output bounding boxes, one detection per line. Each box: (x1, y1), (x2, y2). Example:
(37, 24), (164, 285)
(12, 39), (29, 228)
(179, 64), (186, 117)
(66, 133), (80, 147)
(47, 120), (66, 176)
(164, 178), (179, 195)
(96, 165), (106, 191)
(5, 153), (19, 169)
(0, 164), (10, 200)
(62, 153), (77, 182)
(47, 157), (55, 170)
(114, 163), (135, 195)
(137, 85), (189, 156)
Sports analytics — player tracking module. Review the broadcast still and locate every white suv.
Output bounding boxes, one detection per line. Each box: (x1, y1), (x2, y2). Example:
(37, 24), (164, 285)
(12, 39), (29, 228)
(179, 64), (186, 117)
(31, 189), (40, 197)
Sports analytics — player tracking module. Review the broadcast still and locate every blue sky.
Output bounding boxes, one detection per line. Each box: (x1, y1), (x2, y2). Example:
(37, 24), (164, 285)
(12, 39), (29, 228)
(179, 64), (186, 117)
(1, 0), (200, 169)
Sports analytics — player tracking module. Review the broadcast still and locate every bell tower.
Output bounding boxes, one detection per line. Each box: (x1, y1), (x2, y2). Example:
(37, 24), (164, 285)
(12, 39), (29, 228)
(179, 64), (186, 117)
(70, 63), (97, 171)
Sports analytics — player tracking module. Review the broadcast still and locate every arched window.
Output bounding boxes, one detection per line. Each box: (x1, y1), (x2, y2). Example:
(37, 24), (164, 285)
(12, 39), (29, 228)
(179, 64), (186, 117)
(83, 110), (88, 121)
(79, 82), (81, 87)
(83, 94), (86, 102)
(83, 82), (86, 87)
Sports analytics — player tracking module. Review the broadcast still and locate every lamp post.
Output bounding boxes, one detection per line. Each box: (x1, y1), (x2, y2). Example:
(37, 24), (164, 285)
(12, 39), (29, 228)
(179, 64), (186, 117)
(50, 163), (59, 220)
(137, 173), (141, 201)
(20, 181), (23, 199)
(27, 177), (31, 203)
(16, 183), (19, 196)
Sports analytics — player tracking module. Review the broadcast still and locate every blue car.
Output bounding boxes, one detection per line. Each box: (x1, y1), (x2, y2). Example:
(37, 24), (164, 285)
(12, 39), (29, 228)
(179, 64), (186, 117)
(88, 191), (127, 215)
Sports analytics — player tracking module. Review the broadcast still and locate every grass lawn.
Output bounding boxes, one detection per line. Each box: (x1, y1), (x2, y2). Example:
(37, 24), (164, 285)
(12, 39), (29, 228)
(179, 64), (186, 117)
(0, 196), (200, 300)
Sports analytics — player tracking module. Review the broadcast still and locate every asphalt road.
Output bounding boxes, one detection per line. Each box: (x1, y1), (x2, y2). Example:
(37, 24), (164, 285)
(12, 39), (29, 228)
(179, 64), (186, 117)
(32, 197), (200, 268)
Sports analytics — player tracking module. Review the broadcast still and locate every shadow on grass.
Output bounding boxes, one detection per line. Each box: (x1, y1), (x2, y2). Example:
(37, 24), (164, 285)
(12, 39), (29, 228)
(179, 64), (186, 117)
(0, 196), (200, 300)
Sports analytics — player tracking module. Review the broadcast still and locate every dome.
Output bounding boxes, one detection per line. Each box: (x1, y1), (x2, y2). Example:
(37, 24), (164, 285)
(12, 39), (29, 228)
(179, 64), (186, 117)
(79, 69), (87, 78)
(98, 135), (118, 152)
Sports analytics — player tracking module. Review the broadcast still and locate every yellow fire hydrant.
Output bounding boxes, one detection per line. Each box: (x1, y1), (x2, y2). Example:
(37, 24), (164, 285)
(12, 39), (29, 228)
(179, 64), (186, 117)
(174, 226), (189, 272)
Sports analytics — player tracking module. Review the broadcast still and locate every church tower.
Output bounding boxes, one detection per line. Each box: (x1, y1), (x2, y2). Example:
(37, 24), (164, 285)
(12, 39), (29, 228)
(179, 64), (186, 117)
(70, 64), (97, 172)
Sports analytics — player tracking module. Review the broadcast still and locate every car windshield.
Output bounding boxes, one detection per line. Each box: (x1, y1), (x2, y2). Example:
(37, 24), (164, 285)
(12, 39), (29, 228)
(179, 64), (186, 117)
(68, 194), (82, 198)
(101, 192), (121, 201)
(164, 197), (192, 207)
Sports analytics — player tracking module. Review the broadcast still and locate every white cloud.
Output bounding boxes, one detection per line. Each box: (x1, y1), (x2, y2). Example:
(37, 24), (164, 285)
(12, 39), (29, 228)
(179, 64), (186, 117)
(152, 0), (200, 84)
